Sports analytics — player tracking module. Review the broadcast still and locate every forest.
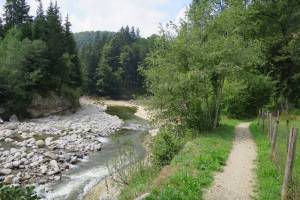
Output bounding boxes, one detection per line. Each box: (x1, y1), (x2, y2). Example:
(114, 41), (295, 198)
(0, 0), (82, 119)
(74, 28), (157, 98)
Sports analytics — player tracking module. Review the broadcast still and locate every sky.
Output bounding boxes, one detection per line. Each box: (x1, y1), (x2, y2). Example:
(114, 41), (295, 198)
(0, 0), (192, 37)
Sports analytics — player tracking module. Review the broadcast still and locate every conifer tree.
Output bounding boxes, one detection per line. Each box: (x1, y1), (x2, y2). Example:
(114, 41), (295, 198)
(63, 15), (82, 88)
(3, 0), (18, 30)
(45, 1), (65, 88)
(0, 17), (4, 38)
(16, 0), (31, 24)
(32, 0), (46, 40)
(3, 0), (31, 30)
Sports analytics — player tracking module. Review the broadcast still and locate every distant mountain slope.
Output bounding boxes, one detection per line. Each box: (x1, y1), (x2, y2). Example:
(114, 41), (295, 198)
(74, 31), (115, 49)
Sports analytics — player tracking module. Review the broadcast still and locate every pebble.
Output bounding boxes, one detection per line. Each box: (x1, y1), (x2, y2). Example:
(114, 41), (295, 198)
(36, 140), (45, 148)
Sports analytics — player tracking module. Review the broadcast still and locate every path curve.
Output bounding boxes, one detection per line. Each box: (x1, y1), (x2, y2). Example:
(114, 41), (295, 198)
(204, 122), (257, 200)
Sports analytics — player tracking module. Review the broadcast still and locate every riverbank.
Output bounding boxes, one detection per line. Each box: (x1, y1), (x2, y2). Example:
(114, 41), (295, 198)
(0, 97), (123, 186)
(83, 99), (152, 200)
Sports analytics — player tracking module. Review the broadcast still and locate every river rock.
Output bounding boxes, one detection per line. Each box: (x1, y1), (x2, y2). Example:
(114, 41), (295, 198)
(3, 175), (14, 184)
(40, 165), (48, 174)
(45, 137), (53, 146)
(0, 169), (12, 175)
(4, 162), (13, 169)
(44, 152), (58, 160)
(9, 115), (19, 122)
(36, 140), (45, 148)
(5, 124), (18, 130)
(12, 161), (21, 168)
(4, 138), (14, 143)
(54, 175), (61, 181)
(50, 160), (59, 171)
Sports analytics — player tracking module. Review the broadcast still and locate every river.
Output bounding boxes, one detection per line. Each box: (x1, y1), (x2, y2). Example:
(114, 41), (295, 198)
(36, 105), (150, 200)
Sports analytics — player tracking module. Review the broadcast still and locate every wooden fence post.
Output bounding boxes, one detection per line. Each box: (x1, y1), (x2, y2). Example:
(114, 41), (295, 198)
(269, 113), (273, 141)
(271, 119), (279, 159)
(281, 128), (298, 200)
(262, 111), (265, 133)
(257, 110), (261, 126)
(287, 120), (290, 152)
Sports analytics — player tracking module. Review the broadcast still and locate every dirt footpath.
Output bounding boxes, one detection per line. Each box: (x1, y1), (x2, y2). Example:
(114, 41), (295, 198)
(204, 123), (257, 200)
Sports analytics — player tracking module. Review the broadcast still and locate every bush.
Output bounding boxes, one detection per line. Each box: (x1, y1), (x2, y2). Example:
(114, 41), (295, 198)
(0, 183), (39, 200)
(151, 128), (183, 166)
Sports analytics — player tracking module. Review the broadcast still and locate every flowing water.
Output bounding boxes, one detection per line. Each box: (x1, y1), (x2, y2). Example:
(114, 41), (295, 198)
(37, 106), (150, 200)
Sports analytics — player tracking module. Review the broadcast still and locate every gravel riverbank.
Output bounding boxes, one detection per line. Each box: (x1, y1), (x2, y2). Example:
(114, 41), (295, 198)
(0, 97), (123, 186)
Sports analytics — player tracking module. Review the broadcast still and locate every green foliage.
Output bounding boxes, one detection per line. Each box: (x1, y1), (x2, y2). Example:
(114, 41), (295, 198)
(224, 75), (273, 119)
(0, 29), (48, 118)
(151, 127), (183, 166)
(0, 1), (82, 118)
(249, 0), (300, 110)
(106, 106), (137, 120)
(250, 123), (281, 200)
(146, 119), (239, 200)
(75, 27), (154, 98)
(0, 183), (39, 200)
(143, 1), (263, 130)
(118, 119), (239, 200)
(118, 165), (160, 200)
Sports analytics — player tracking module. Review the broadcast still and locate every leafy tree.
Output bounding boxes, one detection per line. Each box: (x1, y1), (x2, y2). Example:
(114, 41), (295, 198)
(143, 0), (263, 129)
(249, 0), (300, 110)
(0, 28), (48, 118)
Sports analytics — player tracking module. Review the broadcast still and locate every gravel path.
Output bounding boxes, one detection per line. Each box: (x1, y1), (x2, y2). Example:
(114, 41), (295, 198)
(204, 123), (257, 200)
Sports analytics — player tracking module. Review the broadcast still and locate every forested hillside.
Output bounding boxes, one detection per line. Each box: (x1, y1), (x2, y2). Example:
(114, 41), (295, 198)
(0, 0), (81, 119)
(75, 28), (156, 98)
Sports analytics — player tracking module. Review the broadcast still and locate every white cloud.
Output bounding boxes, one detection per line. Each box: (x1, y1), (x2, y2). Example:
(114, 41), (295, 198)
(1, 0), (191, 37)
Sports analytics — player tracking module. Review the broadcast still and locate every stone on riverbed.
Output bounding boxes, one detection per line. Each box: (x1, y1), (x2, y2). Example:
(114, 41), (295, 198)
(36, 140), (45, 148)
(5, 124), (18, 130)
(44, 152), (58, 160)
(50, 160), (60, 171)
(9, 115), (19, 122)
(45, 137), (53, 146)
(3, 175), (14, 184)
(40, 165), (48, 174)
(0, 169), (12, 175)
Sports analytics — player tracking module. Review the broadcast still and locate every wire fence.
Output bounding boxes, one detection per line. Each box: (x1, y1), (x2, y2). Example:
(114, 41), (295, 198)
(258, 110), (300, 200)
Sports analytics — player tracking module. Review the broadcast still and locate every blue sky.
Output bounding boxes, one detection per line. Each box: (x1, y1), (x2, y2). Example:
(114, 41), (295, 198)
(0, 0), (192, 36)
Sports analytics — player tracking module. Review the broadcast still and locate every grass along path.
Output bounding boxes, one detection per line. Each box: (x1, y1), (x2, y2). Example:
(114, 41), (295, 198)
(204, 123), (257, 200)
(118, 119), (240, 200)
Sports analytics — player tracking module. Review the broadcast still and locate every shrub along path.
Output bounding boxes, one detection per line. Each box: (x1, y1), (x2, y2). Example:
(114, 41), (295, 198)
(204, 123), (257, 200)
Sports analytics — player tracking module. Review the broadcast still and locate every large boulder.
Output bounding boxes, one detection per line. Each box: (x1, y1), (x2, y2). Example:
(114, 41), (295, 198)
(0, 169), (12, 175)
(9, 115), (19, 122)
(5, 124), (18, 130)
(27, 92), (76, 118)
